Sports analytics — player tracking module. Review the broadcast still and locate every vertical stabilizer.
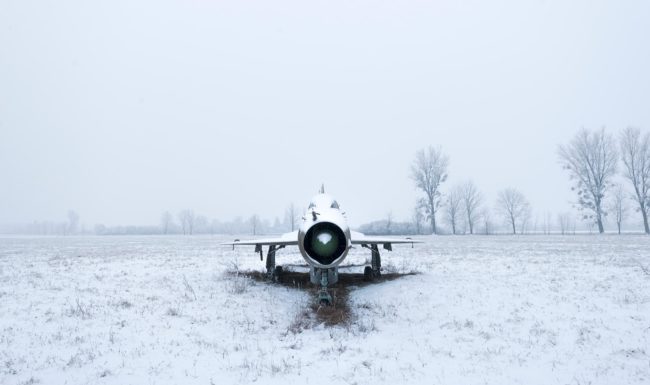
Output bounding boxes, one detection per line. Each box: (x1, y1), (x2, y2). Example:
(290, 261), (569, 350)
(319, 184), (325, 194)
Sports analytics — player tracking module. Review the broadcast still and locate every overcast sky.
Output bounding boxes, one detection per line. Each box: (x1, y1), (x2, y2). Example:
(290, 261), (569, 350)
(1, 0), (649, 228)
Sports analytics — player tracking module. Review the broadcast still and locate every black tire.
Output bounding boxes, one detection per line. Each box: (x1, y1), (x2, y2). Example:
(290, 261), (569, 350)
(363, 266), (372, 282)
(272, 266), (283, 282)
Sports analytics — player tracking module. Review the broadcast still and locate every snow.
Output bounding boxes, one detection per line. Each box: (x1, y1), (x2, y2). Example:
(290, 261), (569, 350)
(1, 235), (649, 385)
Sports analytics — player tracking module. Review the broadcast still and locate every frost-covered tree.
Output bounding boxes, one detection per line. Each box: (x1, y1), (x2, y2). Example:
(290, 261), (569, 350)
(411, 146), (449, 234)
(558, 128), (618, 233)
(611, 184), (629, 235)
(619, 127), (650, 234)
(444, 186), (463, 235)
(160, 211), (173, 234)
(496, 188), (530, 234)
(178, 209), (196, 235)
(460, 181), (482, 234)
(557, 213), (572, 235)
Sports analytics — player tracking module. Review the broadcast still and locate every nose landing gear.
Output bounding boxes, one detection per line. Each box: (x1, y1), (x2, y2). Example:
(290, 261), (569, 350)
(310, 267), (338, 306)
(318, 273), (332, 306)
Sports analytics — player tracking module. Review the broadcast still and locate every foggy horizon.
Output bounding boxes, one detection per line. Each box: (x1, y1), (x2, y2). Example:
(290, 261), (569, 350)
(2, 0), (649, 229)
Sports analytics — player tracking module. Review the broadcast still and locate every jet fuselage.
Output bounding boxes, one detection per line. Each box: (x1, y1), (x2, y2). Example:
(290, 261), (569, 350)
(297, 193), (351, 269)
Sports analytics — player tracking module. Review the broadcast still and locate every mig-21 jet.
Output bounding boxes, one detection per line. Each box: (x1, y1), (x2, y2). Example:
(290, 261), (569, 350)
(224, 186), (421, 305)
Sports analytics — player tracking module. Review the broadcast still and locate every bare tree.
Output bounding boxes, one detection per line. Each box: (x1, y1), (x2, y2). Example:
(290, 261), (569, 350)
(496, 188), (530, 234)
(412, 204), (424, 235)
(558, 128), (618, 233)
(521, 209), (532, 235)
(178, 209), (196, 235)
(460, 181), (482, 234)
(411, 146), (449, 234)
(557, 212), (571, 235)
(444, 187), (463, 235)
(187, 210), (196, 235)
(619, 127), (650, 234)
(611, 184), (629, 235)
(540, 211), (553, 235)
(160, 211), (173, 234)
(482, 208), (492, 235)
(178, 211), (187, 235)
(285, 203), (298, 232)
(249, 214), (259, 235)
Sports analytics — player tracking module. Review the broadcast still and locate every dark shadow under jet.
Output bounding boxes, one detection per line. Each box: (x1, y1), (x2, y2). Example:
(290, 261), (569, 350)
(228, 269), (417, 326)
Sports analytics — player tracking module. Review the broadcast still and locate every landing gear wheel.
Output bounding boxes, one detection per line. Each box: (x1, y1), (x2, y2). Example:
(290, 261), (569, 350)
(318, 289), (332, 306)
(363, 266), (373, 282)
(272, 266), (283, 282)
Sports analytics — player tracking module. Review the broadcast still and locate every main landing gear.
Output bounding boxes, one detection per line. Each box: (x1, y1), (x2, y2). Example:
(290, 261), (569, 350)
(362, 244), (382, 281)
(262, 244), (385, 305)
(265, 245), (285, 282)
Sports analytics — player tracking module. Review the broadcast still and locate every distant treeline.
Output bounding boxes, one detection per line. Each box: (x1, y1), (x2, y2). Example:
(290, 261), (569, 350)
(0, 211), (295, 236)
(1, 212), (640, 236)
(3, 127), (649, 236)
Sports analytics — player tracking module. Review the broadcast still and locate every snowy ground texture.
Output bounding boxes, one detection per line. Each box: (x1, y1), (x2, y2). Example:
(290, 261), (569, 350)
(1, 235), (649, 385)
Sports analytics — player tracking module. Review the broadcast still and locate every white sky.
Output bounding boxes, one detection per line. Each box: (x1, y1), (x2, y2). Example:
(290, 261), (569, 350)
(1, 0), (649, 227)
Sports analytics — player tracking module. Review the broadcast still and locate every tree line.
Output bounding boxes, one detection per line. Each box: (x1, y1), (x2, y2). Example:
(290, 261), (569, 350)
(404, 127), (650, 235)
(155, 208), (301, 236)
(1, 207), (300, 236)
(3, 127), (647, 236)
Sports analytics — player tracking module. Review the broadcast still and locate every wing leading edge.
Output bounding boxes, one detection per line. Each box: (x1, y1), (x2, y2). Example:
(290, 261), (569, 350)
(221, 230), (421, 247)
(350, 231), (422, 249)
(221, 231), (299, 247)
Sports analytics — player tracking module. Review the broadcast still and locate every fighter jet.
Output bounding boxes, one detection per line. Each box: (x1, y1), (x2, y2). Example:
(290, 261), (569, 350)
(224, 186), (421, 305)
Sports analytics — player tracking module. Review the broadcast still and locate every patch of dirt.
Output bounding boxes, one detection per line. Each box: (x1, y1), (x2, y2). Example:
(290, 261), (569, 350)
(230, 269), (416, 328)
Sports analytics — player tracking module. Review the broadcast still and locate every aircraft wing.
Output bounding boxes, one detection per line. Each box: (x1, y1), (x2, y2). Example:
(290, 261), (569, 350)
(350, 231), (422, 249)
(222, 230), (421, 248)
(221, 231), (299, 247)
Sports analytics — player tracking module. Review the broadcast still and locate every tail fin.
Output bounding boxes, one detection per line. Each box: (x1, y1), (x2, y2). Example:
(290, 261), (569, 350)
(319, 184), (325, 194)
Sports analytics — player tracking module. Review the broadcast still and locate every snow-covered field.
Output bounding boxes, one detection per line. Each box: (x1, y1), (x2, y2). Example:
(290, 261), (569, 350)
(1, 235), (649, 385)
